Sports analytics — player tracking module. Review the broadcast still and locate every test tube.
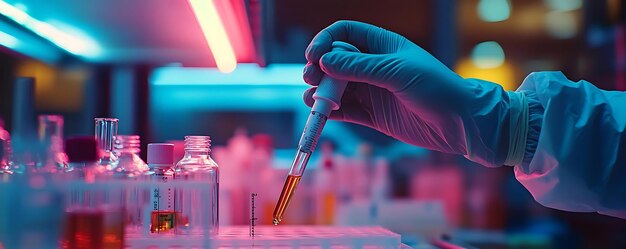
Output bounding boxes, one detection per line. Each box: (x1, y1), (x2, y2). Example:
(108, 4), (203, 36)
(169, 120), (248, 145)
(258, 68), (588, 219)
(272, 41), (360, 225)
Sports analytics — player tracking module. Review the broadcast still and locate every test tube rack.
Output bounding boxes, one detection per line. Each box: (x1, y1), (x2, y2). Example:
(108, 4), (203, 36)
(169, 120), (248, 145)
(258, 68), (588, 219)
(1, 176), (403, 249)
(127, 226), (402, 249)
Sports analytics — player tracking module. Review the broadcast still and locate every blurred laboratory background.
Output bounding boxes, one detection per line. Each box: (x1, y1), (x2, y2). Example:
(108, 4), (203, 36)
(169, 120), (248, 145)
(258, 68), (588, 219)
(0, 0), (625, 248)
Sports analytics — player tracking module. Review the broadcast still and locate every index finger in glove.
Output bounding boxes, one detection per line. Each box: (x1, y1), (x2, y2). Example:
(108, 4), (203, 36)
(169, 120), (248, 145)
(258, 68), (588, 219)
(305, 20), (386, 64)
(303, 62), (324, 86)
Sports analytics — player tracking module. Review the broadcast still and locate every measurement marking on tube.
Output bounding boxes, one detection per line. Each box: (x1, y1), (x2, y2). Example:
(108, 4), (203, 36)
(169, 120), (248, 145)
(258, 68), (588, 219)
(250, 193), (258, 238)
(299, 111), (327, 152)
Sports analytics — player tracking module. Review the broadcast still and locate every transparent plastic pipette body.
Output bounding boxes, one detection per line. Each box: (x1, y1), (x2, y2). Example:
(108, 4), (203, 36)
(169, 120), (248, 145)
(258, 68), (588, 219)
(272, 41), (360, 225)
(272, 114), (322, 225)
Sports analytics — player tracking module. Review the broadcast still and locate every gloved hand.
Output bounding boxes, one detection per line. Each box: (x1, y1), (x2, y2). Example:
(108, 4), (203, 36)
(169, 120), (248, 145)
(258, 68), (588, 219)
(303, 20), (529, 167)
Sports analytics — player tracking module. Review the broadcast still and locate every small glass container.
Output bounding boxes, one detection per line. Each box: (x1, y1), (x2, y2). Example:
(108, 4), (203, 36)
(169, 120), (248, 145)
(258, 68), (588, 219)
(114, 135), (149, 233)
(146, 143), (177, 235)
(94, 118), (119, 171)
(175, 136), (219, 236)
(114, 135), (148, 177)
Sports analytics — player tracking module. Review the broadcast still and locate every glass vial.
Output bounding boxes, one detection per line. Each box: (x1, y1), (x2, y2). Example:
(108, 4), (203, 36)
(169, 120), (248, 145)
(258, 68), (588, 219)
(175, 136), (219, 236)
(114, 135), (148, 177)
(37, 115), (68, 173)
(146, 143), (177, 234)
(94, 118), (119, 171)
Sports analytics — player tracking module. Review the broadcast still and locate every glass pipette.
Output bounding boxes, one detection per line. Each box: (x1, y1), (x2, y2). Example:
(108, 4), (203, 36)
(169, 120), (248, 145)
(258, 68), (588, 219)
(273, 41), (360, 225)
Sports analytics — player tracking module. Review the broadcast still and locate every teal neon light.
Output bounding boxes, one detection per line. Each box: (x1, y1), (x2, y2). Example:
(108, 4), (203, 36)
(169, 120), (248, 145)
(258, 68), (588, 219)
(151, 64), (306, 86)
(0, 1), (100, 58)
(0, 30), (18, 48)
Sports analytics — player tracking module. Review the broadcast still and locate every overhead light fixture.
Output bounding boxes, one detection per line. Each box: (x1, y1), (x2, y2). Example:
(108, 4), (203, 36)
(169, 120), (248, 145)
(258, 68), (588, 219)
(0, 1), (100, 58)
(189, 0), (237, 73)
(0, 1), (30, 25)
(0, 30), (19, 49)
(477, 0), (511, 22)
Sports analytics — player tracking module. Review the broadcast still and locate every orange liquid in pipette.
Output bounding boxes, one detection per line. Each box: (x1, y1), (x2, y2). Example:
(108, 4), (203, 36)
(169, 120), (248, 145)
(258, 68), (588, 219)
(272, 175), (301, 225)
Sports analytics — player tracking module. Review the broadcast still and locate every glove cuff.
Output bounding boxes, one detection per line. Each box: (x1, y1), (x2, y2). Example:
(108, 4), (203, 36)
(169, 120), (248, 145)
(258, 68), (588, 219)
(520, 90), (544, 166)
(503, 91), (529, 166)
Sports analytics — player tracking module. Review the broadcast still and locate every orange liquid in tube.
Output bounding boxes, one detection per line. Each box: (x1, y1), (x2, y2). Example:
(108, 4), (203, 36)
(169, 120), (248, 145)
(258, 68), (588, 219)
(272, 175), (302, 225)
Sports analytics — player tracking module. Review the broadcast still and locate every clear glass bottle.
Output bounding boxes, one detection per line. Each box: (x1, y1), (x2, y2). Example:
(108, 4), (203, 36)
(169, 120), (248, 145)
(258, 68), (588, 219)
(114, 135), (148, 177)
(175, 136), (219, 236)
(94, 118), (119, 171)
(146, 143), (177, 234)
(36, 115), (68, 173)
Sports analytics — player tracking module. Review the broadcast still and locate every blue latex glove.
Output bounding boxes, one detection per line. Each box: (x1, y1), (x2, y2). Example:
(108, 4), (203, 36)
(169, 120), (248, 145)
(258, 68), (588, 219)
(303, 21), (529, 167)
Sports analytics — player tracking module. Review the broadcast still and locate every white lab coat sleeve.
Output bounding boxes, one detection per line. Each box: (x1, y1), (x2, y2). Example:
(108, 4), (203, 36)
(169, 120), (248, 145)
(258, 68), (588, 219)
(515, 71), (626, 219)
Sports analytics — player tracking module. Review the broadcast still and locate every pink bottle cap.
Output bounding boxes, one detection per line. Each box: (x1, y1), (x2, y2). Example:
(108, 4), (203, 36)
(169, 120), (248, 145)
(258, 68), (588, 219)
(147, 143), (174, 165)
(65, 136), (98, 163)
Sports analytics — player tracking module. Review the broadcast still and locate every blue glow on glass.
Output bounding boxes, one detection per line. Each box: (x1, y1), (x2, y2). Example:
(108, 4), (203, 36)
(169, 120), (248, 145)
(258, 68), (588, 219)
(477, 0), (511, 22)
(151, 64), (306, 86)
(471, 41), (505, 69)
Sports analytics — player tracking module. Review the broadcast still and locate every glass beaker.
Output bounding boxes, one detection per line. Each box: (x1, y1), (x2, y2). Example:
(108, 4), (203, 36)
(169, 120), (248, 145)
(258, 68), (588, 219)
(95, 118), (119, 171)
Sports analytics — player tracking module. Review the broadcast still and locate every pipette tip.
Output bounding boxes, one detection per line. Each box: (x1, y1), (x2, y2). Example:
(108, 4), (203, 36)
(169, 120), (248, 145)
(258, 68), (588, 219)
(273, 218), (279, 225)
